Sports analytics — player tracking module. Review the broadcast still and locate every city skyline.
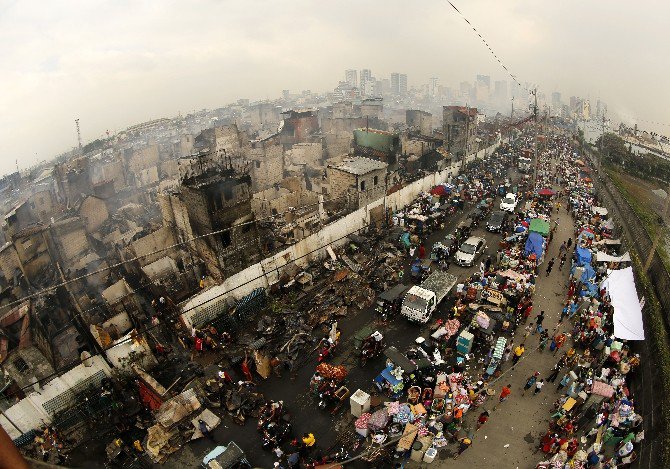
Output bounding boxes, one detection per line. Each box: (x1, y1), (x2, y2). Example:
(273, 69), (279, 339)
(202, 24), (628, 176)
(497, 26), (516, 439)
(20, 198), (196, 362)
(1, 0), (668, 175)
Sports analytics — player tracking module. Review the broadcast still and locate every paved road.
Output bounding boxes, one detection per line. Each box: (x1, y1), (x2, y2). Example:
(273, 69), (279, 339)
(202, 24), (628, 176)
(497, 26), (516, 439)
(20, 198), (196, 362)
(444, 163), (575, 468)
(172, 195), (518, 467)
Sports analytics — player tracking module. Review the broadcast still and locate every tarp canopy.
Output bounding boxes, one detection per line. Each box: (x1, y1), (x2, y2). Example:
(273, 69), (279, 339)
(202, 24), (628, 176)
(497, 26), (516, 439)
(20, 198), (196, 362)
(601, 267), (645, 341)
(529, 218), (550, 236)
(525, 231), (545, 258)
(580, 264), (596, 283)
(596, 251), (631, 263)
(575, 247), (592, 266)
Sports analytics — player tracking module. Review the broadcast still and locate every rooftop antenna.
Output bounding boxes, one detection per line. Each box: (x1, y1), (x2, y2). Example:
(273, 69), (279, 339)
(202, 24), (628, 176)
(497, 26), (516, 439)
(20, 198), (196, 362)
(75, 118), (83, 154)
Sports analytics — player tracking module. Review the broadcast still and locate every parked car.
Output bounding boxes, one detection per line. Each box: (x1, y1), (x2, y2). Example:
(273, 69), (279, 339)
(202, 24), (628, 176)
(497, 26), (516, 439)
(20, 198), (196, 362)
(486, 210), (507, 233)
(455, 236), (487, 267)
(500, 193), (518, 212)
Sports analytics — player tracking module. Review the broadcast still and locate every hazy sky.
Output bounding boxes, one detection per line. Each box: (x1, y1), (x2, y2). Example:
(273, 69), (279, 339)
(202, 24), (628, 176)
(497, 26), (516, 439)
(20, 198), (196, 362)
(1, 0), (668, 176)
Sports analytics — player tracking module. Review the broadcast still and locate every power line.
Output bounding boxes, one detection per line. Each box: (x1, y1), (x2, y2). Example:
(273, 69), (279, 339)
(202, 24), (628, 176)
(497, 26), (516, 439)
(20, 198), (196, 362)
(0, 186), (369, 314)
(3, 217), (381, 399)
(445, 1), (521, 87)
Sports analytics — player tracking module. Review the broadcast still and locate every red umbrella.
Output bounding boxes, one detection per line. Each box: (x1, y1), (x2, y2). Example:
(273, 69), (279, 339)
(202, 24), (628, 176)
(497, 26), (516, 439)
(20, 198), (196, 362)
(430, 185), (448, 196)
(537, 188), (556, 196)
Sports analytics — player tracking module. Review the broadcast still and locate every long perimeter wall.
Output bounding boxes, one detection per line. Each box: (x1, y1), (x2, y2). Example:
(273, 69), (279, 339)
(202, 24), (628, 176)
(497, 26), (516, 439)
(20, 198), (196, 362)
(180, 138), (507, 327)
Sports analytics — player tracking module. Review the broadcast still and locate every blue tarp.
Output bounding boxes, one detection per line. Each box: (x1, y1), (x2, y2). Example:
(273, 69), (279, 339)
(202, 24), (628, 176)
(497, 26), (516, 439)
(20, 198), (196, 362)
(525, 231), (545, 258)
(400, 232), (411, 247)
(575, 247), (592, 266)
(580, 264), (596, 283)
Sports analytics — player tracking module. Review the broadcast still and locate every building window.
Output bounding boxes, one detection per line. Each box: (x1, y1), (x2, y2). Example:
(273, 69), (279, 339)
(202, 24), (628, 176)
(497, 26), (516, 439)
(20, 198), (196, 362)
(223, 185), (233, 201)
(14, 356), (29, 373)
(373, 176), (379, 186)
(360, 180), (366, 191)
(220, 231), (232, 247)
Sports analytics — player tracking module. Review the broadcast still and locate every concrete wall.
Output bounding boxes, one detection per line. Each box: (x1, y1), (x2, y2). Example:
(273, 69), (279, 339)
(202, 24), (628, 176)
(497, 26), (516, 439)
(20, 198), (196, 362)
(0, 355), (111, 439)
(179, 136), (506, 328)
(129, 226), (176, 267)
(250, 145), (284, 192)
(285, 142), (323, 168)
(0, 243), (24, 284)
(79, 196), (109, 234)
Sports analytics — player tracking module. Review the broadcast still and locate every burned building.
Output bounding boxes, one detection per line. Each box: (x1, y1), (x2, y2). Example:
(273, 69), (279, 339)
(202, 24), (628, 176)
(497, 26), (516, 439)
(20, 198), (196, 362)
(249, 133), (284, 192)
(442, 106), (479, 159)
(406, 109), (433, 136)
(326, 157), (388, 210)
(279, 109), (319, 148)
(160, 168), (261, 281)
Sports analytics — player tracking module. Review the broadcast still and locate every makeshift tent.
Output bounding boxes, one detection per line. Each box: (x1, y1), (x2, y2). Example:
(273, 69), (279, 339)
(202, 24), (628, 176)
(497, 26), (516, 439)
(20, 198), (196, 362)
(525, 231), (545, 258)
(601, 267), (645, 341)
(575, 247), (592, 266)
(580, 264), (596, 283)
(529, 218), (550, 236)
(430, 184), (450, 196)
(596, 251), (631, 263)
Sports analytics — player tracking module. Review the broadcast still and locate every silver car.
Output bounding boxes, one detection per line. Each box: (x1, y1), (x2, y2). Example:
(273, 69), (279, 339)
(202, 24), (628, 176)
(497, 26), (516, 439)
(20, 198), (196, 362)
(455, 236), (487, 267)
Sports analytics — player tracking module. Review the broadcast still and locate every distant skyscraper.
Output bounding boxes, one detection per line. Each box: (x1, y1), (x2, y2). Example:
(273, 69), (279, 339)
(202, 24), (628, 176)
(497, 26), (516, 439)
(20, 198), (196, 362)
(345, 69), (358, 87)
(551, 92), (562, 113)
(390, 73), (407, 95)
(475, 75), (491, 104)
(282, 90), (290, 101)
(360, 69), (372, 84)
(390, 73), (400, 94)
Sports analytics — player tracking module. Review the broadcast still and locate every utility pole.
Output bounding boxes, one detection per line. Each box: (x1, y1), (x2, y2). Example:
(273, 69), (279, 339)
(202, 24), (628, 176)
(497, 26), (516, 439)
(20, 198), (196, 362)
(532, 88), (539, 184)
(75, 118), (83, 155)
(461, 103), (470, 172)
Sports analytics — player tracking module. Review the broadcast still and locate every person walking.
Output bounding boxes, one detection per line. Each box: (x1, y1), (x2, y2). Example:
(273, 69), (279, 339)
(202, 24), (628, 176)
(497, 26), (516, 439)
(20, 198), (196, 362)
(523, 372), (540, 395)
(499, 384), (512, 403)
(559, 252), (567, 271)
(512, 344), (525, 366)
(559, 241), (567, 256)
(566, 237), (573, 249)
(534, 379), (545, 395)
(454, 437), (472, 459)
(476, 411), (489, 430)
(538, 330), (549, 351)
(557, 373), (571, 392)
(547, 363), (561, 383)
(535, 311), (545, 334)
(545, 258), (555, 276)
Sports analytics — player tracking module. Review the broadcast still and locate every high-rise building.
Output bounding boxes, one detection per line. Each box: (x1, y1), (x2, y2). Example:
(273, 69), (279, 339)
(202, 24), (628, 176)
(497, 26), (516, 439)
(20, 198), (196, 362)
(551, 92), (562, 111)
(390, 73), (400, 94)
(399, 74), (407, 95)
(475, 75), (491, 104)
(360, 69), (372, 84)
(390, 73), (407, 95)
(345, 69), (358, 88)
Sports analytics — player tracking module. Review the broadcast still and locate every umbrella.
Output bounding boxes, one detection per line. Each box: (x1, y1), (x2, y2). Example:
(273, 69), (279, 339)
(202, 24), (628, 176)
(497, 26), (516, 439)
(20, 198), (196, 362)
(537, 188), (556, 196)
(575, 159), (585, 166)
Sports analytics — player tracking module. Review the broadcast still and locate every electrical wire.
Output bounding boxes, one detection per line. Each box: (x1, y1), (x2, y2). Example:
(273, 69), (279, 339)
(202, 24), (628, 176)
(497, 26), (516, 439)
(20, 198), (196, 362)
(3, 217), (382, 399)
(445, 1), (521, 87)
(0, 184), (382, 314)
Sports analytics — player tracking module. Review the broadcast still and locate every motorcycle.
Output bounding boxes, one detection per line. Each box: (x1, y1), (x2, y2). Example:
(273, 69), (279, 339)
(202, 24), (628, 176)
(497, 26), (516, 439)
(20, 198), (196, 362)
(359, 333), (385, 367)
(317, 338), (338, 363)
